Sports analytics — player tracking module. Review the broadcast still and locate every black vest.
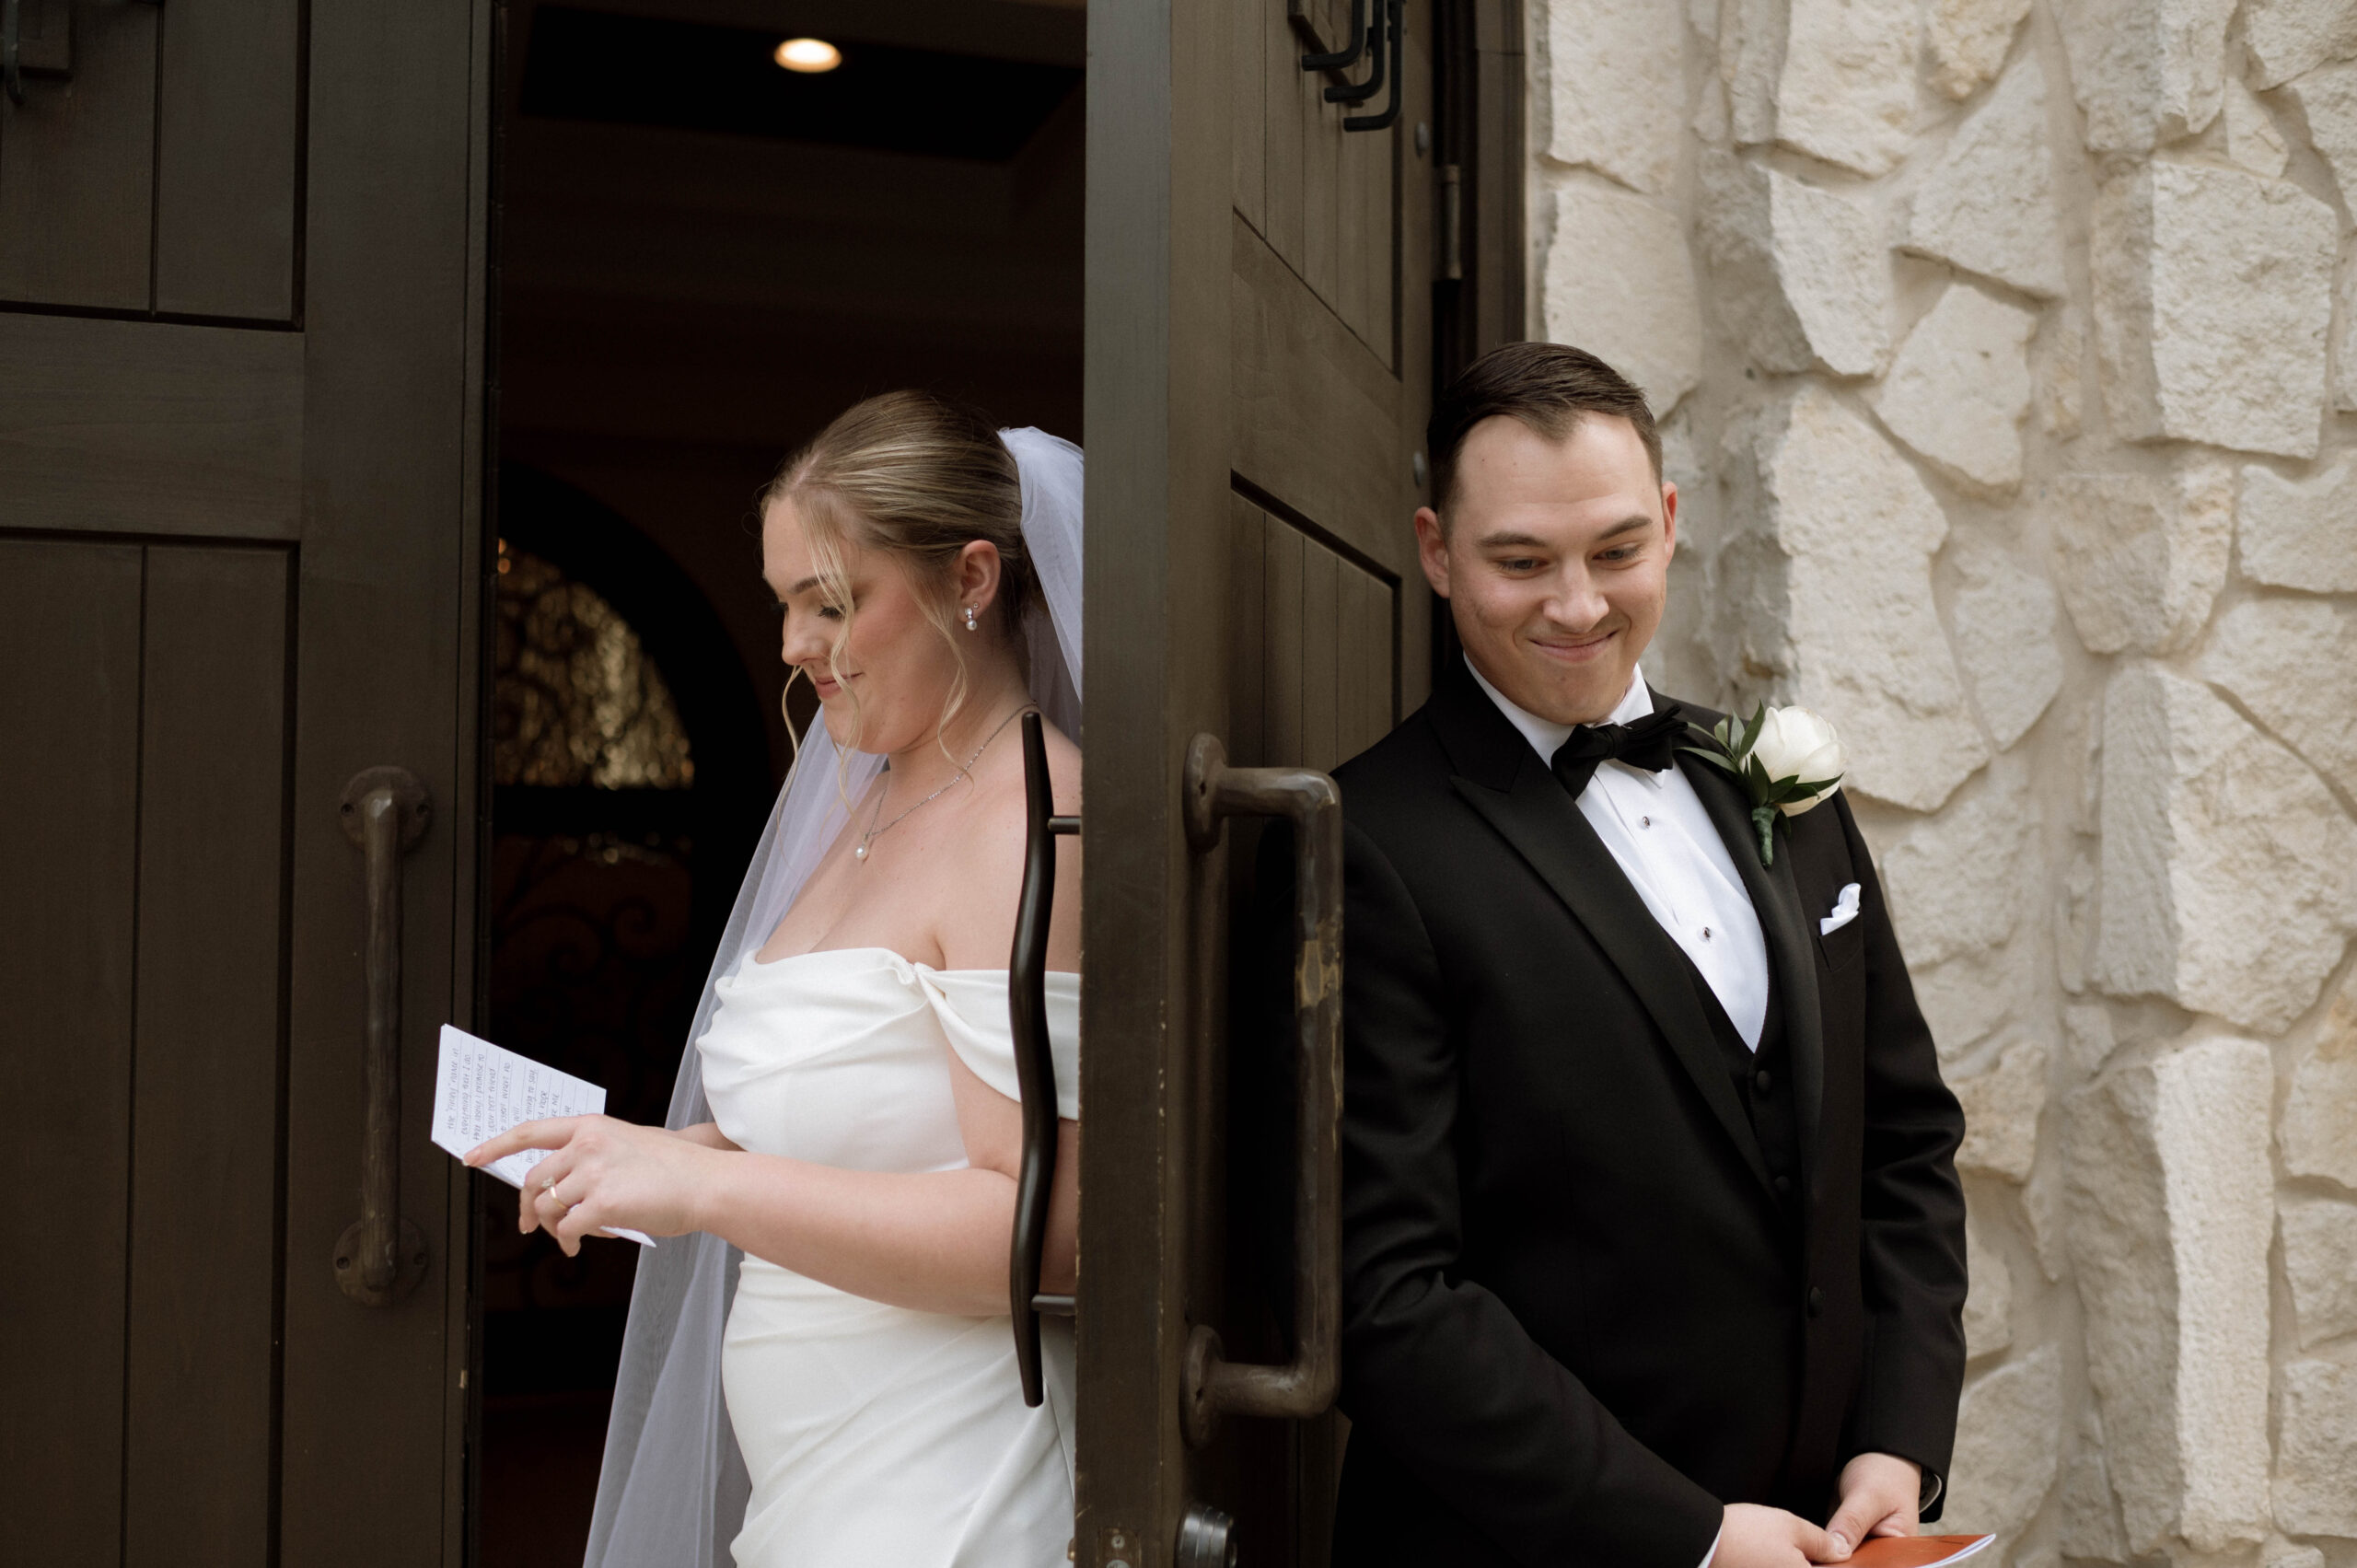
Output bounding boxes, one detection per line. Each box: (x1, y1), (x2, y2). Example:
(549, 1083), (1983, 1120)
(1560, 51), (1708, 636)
(1677, 941), (1803, 1231)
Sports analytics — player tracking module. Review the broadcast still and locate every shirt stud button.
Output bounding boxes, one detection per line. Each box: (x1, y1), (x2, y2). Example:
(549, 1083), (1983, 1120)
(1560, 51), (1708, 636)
(1640, 815), (1652, 828)
(1701, 926), (1713, 940)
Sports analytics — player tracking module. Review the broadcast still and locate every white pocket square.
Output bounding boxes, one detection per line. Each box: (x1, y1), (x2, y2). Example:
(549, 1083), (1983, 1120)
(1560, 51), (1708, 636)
(1819, 882), (1862, 935)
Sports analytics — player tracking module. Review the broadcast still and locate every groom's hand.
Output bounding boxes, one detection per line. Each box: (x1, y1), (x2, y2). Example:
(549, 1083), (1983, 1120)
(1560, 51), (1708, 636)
(1823, 1452), (1923, 1559)
(1714, 1504), (1834, 1568)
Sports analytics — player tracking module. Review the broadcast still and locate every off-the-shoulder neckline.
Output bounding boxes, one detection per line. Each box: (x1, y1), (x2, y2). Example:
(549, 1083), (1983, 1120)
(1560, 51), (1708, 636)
(744, 943), (1079, 981)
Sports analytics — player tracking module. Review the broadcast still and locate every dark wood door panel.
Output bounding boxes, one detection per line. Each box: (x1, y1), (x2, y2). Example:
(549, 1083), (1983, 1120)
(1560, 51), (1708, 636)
(1230, 215), (1406, 575)
(157, 0), (305, 319)
(0, 312), (303, 538)
(1226, 496), (1397, 772)
(0, 0), (156, 309)
(0, 0), (301, 319)
(1231, 0), (1395, 364)
(0, 540), (291, 1568)
(123, 545), (292, 1568)
(0, 539), (145, 1566)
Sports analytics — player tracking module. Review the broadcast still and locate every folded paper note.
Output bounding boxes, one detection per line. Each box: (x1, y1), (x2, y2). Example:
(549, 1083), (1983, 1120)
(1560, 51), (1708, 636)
(1845, 1535), (1994, 1568)
(430, 1024), (654, 1247)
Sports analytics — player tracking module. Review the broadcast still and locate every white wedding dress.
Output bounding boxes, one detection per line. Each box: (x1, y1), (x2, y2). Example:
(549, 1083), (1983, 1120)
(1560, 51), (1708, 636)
(692, 946), (1081, 1568)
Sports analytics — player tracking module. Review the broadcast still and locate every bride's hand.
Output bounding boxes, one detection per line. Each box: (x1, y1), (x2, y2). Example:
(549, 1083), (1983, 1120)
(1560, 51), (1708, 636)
(464, 1116), (723, 1253)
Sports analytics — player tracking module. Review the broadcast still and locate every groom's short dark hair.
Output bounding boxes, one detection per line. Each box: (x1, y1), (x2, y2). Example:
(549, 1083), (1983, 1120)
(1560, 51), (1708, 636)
(1427, 342), (1663, 523)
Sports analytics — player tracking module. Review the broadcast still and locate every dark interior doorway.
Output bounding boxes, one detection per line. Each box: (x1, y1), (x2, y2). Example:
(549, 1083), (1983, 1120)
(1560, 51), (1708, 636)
(481, 4), (1084, 1562)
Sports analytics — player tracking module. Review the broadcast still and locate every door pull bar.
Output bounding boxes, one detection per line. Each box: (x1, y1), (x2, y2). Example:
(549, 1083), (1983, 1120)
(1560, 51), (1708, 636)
(1178, 734), (1344, 1446)
(332, 766), (432, 1307)
(1343, 0), (1407, 131)
(1295, 0), (1368, 74)
(1008, 713), (1079, 1407)
(1324, 0), (1387, 105)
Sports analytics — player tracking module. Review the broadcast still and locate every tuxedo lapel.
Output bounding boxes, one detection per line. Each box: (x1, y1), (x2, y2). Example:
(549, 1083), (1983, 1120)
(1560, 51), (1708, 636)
(1678, 738), (1827, 1196)
(1427, 665), (1775, 1197)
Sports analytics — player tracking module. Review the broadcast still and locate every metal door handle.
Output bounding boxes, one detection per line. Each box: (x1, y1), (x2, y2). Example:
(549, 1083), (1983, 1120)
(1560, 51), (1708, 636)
(1178, 734), (1342, 1445)
(1008, 712), (1079, 1406)
(1342, 0), (1406, 131)
(1324, 0), (1386, 105)
(1295, 0), (1368, 73)
(332, 766), (431, 1307)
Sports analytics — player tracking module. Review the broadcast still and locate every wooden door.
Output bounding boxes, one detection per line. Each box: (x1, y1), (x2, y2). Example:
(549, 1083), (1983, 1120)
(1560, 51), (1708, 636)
(0, 5), (490, 1565)
(1077, 1), (1514, 1562)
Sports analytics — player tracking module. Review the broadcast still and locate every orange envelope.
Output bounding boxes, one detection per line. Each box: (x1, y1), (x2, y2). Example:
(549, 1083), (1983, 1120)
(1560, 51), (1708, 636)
(1841, 1536), (1995, 1568)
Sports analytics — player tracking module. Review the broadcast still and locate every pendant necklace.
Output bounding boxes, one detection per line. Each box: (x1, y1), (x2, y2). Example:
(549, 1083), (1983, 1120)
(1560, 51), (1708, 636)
(853, 703), (1034, 864)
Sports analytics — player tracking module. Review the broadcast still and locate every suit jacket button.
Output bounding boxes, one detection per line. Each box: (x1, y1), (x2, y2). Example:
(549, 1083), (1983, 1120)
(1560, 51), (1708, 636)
(1773, 1174), (1793, 1196)
(1754, 1068), (1772, 1095)
(1806, 1285), (1824, 1317)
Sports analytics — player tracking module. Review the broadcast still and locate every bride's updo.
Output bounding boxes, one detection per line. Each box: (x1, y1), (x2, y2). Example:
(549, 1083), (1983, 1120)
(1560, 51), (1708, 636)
(765, 390), (1037, 742)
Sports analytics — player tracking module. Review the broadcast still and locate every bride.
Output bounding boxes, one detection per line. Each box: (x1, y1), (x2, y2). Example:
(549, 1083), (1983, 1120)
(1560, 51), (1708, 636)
(465, 392), (1086, 1568)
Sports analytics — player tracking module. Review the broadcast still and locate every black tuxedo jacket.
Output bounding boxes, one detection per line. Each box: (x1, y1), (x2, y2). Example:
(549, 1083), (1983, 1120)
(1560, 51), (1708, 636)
(1324, 659), (1967, 1568)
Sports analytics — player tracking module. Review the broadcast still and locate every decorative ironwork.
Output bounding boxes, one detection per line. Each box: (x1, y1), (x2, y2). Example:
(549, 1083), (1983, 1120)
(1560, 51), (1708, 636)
(493, 540), (695, 790)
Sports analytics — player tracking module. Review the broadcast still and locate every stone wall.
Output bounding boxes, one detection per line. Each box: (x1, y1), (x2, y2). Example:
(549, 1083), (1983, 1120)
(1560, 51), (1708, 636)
(1527, 0), (2357, 1559)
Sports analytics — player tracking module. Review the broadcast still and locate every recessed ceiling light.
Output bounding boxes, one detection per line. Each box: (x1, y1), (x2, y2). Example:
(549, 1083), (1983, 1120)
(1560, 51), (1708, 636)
(773, 37), (842, 73)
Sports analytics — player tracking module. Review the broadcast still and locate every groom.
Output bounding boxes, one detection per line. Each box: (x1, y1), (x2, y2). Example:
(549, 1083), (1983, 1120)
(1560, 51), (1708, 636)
(1326, 343), (1968, 1568)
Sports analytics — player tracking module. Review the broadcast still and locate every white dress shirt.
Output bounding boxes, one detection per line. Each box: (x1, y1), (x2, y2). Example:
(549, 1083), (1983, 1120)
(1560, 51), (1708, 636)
(1466, 659), (1771, 1050)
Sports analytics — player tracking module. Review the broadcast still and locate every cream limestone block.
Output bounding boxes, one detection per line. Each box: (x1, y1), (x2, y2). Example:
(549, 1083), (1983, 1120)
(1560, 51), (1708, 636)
(1963, 1216), (2014, 1357)
(1718, 0), (1786, 145)
(2283, 64), (2357, 220)
(1905, 56), (2069, 298)
(2064, 1037), (2274, 1555)
(2246, 0), (2357, 91)
(1950, 544), (2063, 749)
(2063, 1002), (2117, 1078)
(2221, 78), (2293, 177)
(2339, 258), (2357, 413)
(1546, 0), (1686, 194)
(2236, 458), (2357, 592)
(1884, 758), (2036, 966)
(2038, 309), (2087, 439)
(1871, 284), (2039, 493)
(1928, 0), (2034, 99)
(2093, 665), (2357, 1034)
(2279, 1194), (2357, 1347)
(1542, 180), (1705, 413)
(2092, 162), (2339, 459)
(2047, 459), (2234, 656)
(1774, 0), (1919, 173)
(1699, 157), (1892, 376)
(2274, 1360), (2357, 1538)
(2283, 977), (2357, 1189)
(2052, 0), (2235, 152)
(2201, 597), (2357, 796)
(2265, 1542), (2328, 1568)
(1717, 387), (1990, 811)
(1917, 953), (2015, 1062)
(1944, 1346), (2067, 1539)
(1956, 1037), (2049, 1181)
(2059, 1404), (2131, 1561)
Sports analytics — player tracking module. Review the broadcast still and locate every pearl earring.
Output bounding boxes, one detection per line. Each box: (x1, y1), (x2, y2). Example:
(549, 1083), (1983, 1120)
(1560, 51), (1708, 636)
(963, 606), (979, 632)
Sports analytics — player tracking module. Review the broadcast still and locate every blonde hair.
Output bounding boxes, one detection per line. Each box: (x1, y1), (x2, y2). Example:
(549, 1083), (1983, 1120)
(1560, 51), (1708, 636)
(764, 391), (1032, 763)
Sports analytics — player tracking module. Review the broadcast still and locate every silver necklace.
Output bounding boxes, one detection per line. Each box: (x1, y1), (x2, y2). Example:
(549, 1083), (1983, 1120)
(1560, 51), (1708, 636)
(853, 704), (1032, 863)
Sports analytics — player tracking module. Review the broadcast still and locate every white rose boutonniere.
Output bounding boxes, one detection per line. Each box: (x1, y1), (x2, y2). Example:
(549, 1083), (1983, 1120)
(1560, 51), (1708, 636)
(1681, 703), (1847, 866)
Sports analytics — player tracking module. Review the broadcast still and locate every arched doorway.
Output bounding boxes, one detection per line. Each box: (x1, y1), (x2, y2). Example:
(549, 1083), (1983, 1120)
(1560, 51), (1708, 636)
(478, 464), (773, 1568)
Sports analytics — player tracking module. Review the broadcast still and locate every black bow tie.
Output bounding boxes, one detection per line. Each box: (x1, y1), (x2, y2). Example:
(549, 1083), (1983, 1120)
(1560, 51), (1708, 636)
(1549, 703), (1687, 797)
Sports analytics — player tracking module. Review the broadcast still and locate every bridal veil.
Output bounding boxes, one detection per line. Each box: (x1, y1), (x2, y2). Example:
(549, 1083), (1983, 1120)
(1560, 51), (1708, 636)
(580, 426), (1085, 1568)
